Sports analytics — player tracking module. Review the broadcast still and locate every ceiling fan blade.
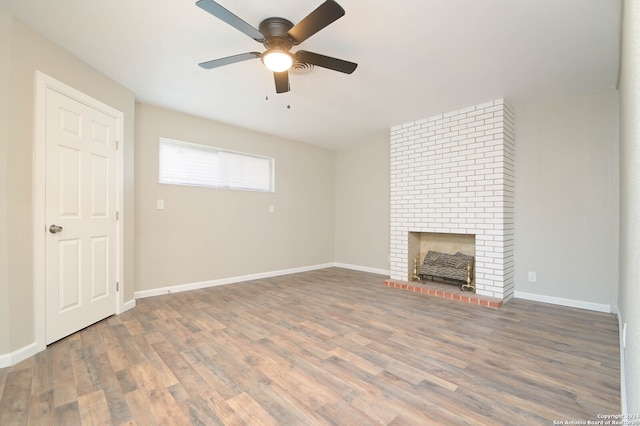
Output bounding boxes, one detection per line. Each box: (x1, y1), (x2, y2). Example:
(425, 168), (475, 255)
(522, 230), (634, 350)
(295, 50), (357, 74)
(287, 0), (345, 44)
(196, 0), (264, 42)
(199, 52), (261, 69)
(274, 71), (290, 93)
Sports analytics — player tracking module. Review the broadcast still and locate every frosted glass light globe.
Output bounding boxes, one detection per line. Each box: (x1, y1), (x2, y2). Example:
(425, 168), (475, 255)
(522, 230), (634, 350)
(262, 50), (293, 72)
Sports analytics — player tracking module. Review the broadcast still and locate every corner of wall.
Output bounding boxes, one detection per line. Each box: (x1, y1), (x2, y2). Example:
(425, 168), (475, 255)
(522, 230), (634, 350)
(616, 307), (628, 415)
(0, 12), (10, 356)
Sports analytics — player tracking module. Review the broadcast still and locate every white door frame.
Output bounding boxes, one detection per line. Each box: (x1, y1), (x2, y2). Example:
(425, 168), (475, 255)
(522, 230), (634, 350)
(33, 71), (125, 352)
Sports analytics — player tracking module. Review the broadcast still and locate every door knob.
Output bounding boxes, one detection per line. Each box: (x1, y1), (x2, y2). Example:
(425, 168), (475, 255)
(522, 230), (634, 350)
(49, 224), (63, 234)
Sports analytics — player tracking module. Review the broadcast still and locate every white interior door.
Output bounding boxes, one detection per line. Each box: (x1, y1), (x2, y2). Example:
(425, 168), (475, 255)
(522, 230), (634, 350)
(45, 88), (117, 344)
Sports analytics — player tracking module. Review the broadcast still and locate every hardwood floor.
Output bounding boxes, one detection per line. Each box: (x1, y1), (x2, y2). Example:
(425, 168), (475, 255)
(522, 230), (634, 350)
(0, 268), (620, 425)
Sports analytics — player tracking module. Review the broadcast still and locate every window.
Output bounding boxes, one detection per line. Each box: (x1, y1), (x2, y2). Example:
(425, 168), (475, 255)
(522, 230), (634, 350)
(159, 138), (274, 192)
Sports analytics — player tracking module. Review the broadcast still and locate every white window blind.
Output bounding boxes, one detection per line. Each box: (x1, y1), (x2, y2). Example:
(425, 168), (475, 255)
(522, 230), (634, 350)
(159, 138), (274, 192)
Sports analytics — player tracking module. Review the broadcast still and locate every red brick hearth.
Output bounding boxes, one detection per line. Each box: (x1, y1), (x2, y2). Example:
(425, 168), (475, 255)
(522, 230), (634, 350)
(384, 279), (503, 309)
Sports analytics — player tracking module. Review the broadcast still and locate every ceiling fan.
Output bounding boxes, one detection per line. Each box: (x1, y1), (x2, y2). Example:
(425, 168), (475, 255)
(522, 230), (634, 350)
(195, 0), (358, 94)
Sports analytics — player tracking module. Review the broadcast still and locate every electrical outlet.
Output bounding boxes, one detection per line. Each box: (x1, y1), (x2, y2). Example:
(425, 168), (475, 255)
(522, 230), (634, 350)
(157, 199), (165, 210)
(269, 204), (275, 213)
(528, 271), (537, 282)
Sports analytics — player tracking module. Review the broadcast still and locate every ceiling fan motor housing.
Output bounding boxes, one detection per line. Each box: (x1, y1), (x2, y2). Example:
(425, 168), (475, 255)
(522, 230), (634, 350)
(259, 17), (295, 51)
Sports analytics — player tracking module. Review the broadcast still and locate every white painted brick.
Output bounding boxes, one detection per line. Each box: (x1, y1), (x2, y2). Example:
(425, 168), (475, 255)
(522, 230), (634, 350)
(436, 117), (452, 126)
(477, 100), (497, 109)
(458, 116), (478, 125)
(474, 112), (495, 122)
(485, 127), (504, 136)
(448, 113), (467, 122)
(484, 105), (504, 114)
(467, 108), (487, 117)
(389, 99), (514, 301)
(485, 116), (503, 125)
(458, 105), (476, 114)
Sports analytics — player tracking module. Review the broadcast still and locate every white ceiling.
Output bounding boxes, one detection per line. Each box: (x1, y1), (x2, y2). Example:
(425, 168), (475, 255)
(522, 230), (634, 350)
(0, 0), (621, 150)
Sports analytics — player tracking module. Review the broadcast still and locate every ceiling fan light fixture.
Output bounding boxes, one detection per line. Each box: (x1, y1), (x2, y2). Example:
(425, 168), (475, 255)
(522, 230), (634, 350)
(196, 0), (357, 94)
(262, 49), (294, 72)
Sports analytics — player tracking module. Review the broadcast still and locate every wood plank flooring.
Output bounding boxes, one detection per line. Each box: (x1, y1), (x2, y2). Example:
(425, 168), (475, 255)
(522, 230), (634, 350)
(0, 268), (620, 425)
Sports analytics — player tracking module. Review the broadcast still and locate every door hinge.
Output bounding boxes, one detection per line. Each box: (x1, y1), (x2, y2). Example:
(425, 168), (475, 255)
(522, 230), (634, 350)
(116, 211), (119, 221)
(116, 282), (119, 292)
(115, 140), (119, 150)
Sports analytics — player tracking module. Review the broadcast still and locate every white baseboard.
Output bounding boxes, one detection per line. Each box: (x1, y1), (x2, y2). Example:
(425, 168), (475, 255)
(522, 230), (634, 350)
(122, 299), (136, 312)
(515, 291), (612, 313)
(134, 263), (335, 299)
(0, 341), (39, 369)
(333, 263), (390, 276)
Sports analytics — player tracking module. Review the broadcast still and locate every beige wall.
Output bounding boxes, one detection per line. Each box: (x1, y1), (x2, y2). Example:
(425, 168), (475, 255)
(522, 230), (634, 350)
(514, 89), (619, 308)
(0, 13), (136, 355)
(1, 14), (633, 412)
(619, 0), (640, 414)
(134, 103), (335, 292)
(334, 139), (389, 273)
(0, 13), (10, 355)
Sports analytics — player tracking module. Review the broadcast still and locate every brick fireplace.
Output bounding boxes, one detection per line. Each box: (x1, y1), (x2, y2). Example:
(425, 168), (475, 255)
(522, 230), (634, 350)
(389, 99), (515, 302)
